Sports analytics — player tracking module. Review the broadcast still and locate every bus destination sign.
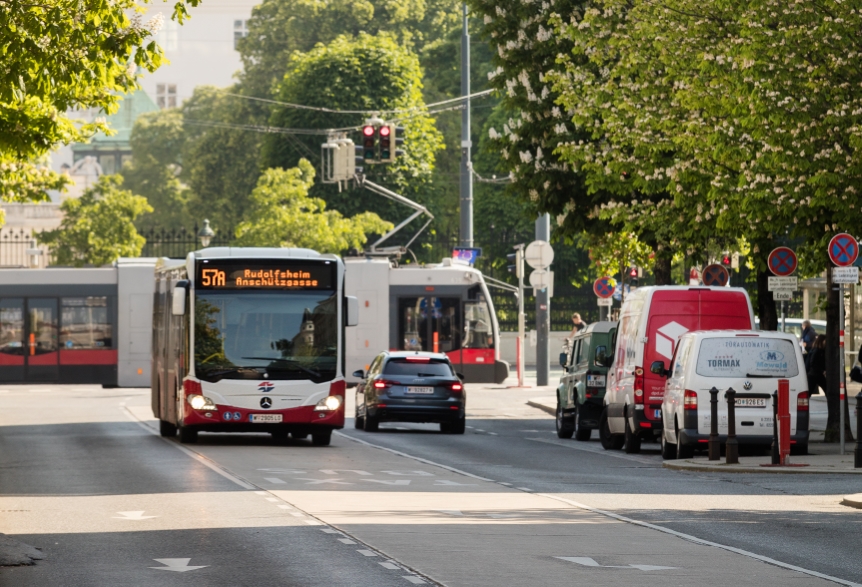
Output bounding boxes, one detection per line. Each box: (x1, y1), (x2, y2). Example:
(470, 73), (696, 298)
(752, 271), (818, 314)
(197, 262), (334, 290)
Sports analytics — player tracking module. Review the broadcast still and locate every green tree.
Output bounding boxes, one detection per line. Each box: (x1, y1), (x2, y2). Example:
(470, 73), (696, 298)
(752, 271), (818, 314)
(38, 175), (152, 266)
(235, 160), (393, 253)
(121, 109), (191, 231)
(262, 33), (444, 226)
(1, 0), (199, 202)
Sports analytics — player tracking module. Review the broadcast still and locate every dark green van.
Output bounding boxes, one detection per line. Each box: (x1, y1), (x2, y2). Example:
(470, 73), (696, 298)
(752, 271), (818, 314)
(555, 321), (617, 440)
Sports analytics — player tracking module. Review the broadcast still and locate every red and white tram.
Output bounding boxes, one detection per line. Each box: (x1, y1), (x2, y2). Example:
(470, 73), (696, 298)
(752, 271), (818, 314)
(151, 247), (358, 445)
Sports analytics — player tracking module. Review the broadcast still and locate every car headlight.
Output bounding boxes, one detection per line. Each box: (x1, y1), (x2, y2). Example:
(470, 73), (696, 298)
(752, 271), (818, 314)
(314, 395), (343, 411)
(187, 394), (216, 410)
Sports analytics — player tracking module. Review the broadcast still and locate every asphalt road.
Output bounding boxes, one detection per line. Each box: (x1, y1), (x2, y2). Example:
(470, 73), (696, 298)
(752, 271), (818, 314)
(1, 383), (860, 587)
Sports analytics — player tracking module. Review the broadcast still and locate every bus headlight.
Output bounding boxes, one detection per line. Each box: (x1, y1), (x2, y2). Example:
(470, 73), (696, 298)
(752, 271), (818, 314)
(188, 394), (216, 410)
(314, 395), (343, 411)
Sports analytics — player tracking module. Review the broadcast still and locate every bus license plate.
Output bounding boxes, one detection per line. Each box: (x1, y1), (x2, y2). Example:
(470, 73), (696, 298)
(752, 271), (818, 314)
(407, 387), (434, 394)
(587, 375), (605, 387)
(735, 398), (767, 408)
(251, 414), (283, 423)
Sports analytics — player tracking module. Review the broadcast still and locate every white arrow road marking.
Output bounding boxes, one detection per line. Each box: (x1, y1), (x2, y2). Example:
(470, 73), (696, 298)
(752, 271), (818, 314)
(264, 477), (285, 484)
(361, 479), (411, 486)
(380, 470), (434, 476)
(320, 469), (371, 476)
(296, 478), (354, 485)
(150, 559), (208, 572)
(113, 511), (157, 520)
(556, 557), (678, 571)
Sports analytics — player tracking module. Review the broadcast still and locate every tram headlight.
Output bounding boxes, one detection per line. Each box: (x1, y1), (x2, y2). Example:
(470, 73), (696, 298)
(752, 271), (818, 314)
(188, 394), (216, 410)
(314, 395), (343, 411)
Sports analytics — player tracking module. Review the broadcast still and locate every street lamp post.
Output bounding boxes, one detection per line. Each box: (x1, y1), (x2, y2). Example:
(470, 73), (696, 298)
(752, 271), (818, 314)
(198, 219), (215, 248)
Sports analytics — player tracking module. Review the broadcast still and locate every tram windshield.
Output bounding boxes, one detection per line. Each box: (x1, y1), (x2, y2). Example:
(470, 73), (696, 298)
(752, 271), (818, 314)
(194, 290), (337, 383)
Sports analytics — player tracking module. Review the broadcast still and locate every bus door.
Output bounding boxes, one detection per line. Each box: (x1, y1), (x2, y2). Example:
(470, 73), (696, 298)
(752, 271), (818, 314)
(397, 296), (463, 372)
(26, 299), (59, 381)
(0, 299), (25, 382)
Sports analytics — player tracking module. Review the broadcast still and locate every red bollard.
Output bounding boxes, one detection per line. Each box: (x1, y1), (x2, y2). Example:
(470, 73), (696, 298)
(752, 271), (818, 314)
(777, 379), (790, 465)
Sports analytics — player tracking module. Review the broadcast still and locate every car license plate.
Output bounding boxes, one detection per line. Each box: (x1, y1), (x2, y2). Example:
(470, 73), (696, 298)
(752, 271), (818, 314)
(407, 387), (434, 394)
(587, 375), (605, 387)
(735, 398), (767, 408)
(250, 414), (283, 423)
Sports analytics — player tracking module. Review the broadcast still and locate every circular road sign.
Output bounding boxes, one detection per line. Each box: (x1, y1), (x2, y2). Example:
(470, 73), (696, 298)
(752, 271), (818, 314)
(529, 269), (552, 289)
(594, 276), (615, 299)
(767, 246), (797, 276)
(828, 233), (859, 267)
(525, 240), (554, 270)
(702, 264), (730, 287)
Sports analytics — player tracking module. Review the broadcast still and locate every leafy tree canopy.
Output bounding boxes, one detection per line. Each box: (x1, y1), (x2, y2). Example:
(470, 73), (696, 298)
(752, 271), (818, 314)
(38, 175), (152, 266)
(235, 160), (393, 253)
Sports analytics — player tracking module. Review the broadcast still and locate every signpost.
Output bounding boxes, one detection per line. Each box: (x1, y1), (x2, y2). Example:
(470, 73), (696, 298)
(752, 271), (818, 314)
(594, 276), (615, 319)
(768, 248), (799, 334)
(827, 234), (859, 456)
(702, 264), (729, 287)
(527, 233), (553, 387)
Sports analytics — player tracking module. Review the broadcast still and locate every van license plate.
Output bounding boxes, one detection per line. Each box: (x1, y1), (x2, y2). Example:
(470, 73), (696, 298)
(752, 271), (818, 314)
(735, 398), (767, 408)
(587, 375), (605, 387)
(251, 414), (283, 423)
(407, 387), (434, 394)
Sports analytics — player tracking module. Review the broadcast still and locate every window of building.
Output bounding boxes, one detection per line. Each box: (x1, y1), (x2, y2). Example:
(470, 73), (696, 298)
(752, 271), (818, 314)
(156, 84), (178, 109)
(98, 154), (116, 175)
(157, 20), (178, 52)
(234, 20), (248, 50)
(61, 297), (113, 350)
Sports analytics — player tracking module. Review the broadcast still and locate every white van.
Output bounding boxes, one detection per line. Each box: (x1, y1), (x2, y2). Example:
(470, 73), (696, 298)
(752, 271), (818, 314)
(653, 330), (809, 460)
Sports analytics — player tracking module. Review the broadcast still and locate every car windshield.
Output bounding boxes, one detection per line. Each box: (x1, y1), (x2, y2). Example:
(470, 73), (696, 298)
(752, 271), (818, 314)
(194, 290), (337, 383)
(695, 337), (799, 378)
(384, 359), (453, 377)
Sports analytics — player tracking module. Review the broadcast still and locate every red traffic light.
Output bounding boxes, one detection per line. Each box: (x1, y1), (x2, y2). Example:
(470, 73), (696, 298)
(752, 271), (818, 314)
(629, 267), (638, 278)
(362, 125), (375, 137)
(379, 125), (391, 137)
(721, 255), (731, 266)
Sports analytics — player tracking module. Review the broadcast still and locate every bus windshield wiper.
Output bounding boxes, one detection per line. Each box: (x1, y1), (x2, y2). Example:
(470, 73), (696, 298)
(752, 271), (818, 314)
(745, 373), (775, 378)
(242, 357), (321, 379)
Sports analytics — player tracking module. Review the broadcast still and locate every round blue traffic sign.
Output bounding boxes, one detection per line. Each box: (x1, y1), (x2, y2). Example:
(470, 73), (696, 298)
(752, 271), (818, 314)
(828, 233), (859, 267)
(767, 247), (797, 276)
(594, 276), (615, 299)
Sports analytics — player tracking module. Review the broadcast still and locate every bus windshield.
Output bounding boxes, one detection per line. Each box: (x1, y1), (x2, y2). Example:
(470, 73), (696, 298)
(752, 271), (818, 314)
(194, 290), (337, 383)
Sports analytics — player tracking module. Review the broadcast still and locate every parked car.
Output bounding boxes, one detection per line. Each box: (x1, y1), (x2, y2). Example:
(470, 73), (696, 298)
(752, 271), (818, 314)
(556, 321), (617, 440)
(603, 286), (755, 453)
(353, 351), (466, 433)
(653, 330), (809, 459)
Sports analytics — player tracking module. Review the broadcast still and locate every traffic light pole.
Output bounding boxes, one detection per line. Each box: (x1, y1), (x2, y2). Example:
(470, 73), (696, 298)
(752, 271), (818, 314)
(459, 3), (473, 248)
(535, 214), (550, 386)
(517, 246), (525, 387)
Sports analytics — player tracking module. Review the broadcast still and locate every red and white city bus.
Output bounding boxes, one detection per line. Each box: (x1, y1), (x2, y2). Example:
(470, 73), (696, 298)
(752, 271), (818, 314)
(151, 247), (358, 446)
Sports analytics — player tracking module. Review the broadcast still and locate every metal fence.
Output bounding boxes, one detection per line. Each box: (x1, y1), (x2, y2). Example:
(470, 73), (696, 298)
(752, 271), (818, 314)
(139, 226), (233, 259)
(0, 228), (50, 268)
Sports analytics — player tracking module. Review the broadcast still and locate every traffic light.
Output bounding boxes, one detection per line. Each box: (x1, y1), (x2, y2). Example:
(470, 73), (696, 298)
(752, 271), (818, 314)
(394, 126), (405, 159)
(721, 253), (732, 266)
(379, 125), (392, 161)
(362, 125), (377, 162)
(628, 266), (638, 287)
(507, 249), (523, 278)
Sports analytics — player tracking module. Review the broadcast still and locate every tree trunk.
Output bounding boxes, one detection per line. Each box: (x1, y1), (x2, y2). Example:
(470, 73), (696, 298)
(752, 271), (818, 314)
(653, 254), (672, 285)
(824, 268), (841, 442)
(756, 266), (778, 331)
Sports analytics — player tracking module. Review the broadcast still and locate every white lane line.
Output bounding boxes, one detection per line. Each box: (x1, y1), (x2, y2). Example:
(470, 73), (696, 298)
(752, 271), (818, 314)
(264, 477), (286, 484)
(121, 407), (255, 490)
(498, 482), (512, 486)
(290, 513), (305, 517)
(265, 497), (279, 502)
(321, 529), (341, 534)
(475, 429), (485, 432)
(466, 426), (475, 429)
(338, 538), (357, 545)
(516, 487), (532, 492)
(277, 505), (293, 510)
(380, 562), (400, 570)
(526, 436), (659, 466)
(489, 432), (498, 436)
(303, 520), (322, 526)
(334, 431), (493, 482)
(403, 576), (427, 584)
(357, 549), (378, 557)
(539, 492), (862, 587)
(254, 491), (267, 496)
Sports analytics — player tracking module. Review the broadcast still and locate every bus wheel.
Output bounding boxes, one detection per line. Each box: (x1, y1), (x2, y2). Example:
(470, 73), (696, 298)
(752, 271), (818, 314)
(291, 432), (308, 440)
(159, 420), (177, 438)
(178, 427), (198, 444)
(311, 431), (332, 446)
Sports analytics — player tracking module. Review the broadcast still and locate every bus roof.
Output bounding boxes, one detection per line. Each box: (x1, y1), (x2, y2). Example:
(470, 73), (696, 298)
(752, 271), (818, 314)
(194, 247), (336, 260)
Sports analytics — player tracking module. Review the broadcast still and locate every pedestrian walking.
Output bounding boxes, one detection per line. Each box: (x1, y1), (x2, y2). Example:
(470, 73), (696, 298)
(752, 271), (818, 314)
(569, 313), (587, 338)
(806, 334), (827, 397)
(801, 320), (816, 369)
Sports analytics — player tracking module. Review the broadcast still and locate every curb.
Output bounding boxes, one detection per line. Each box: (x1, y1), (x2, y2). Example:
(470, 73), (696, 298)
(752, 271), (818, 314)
(663, 461), (862, 475)
(841, 494), (862, 509)
(526, 399), (555, 416)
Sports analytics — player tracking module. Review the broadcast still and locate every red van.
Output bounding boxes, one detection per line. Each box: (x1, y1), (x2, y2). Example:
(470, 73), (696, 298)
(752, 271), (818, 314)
(601, 286), (754, 453)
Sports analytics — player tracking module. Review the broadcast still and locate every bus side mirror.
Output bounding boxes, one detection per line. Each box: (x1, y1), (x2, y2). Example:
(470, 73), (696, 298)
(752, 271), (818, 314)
(594, 346), (608, 367)
(346, 296), (359, 327)
(171, 285), (186, 316)
(559, 352), (568, 368)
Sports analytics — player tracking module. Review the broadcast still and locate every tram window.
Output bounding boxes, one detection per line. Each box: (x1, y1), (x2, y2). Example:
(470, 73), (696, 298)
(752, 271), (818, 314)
(0, 301), (24, 356)
(463, 296), (493, 349)
(61, 297), (112, 350)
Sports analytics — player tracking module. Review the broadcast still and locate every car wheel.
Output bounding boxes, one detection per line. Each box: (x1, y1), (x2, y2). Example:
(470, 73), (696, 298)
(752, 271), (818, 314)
(623, 411), (641, 454)
(354, 410), (365, 430)
(178, 426), (198, 444)
(159, 420), (177, 438)
(660, 428), (676, 460)
(599, 408), (624, 450)
(556, 401), (575, 439)
(676, 421), (694, 459)
(574, 404), (591, 441)
(311, 431), (332, 446)
(441, 417), (465, 434)
(364, 414), (379, 432)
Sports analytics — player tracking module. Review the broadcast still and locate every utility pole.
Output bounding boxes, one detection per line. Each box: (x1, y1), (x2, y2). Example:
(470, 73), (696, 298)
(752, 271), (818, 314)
(459, 3), (473, 247)
(535, 214), (550, 386)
